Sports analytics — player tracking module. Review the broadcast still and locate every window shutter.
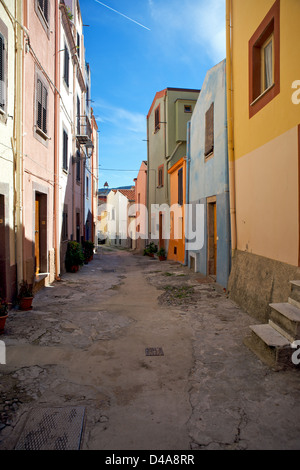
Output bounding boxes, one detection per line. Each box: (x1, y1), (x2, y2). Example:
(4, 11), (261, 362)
(43, 0), (49, 23)
(205, 102), (214, 157)
(63, 130), (68, 170)
(64, 45), (69, 87)
(178, 168), (183, 206)
(0, 34), (5, 110)
(42, 85), (48, 134)
(36, 79), (43, 129)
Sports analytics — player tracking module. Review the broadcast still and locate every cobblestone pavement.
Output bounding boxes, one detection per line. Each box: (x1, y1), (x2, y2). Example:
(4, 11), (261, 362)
(0, 247), (300, 450)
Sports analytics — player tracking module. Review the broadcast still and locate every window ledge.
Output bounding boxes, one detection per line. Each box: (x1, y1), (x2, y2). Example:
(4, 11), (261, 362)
(35, 126), (50, 141)
(205, 151), (214, 161)
(250, 83), (275, 107)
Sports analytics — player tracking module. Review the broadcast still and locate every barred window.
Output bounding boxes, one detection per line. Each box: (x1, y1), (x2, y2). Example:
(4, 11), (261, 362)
(36, 78), (48, 134)
(63, 129), (68, 170)
(0, 33), (6, 111)
(38, 0), (49, 24)
(64, 44), (69, 87)
(205, 102), (214, 158)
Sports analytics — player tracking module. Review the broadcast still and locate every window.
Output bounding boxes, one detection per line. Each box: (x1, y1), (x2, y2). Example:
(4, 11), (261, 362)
(62, 208), (68, 241)
(249, 0), (280, 118)
(158, 165), (164, 187)
(184, 105), (192, 113)
(0, 32), (6, 113)
(77, 96), (80, 135)
(86, 176), (89, 198)
(63, 43), (70, 87)
(205, 102), (214, 158)
(63, 129), (68, 170)
(38, 0), (49, 24)
(154, 105), (160, 132)
(262, 36), (273, 92)
(76, 150), (81, 182)
(77, 32), (80, 59)
(36, 78), (48, 135)
(178, 168), (183, 206)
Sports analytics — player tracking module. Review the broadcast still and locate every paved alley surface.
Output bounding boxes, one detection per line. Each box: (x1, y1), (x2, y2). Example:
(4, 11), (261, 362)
(0, 247), (300, 451)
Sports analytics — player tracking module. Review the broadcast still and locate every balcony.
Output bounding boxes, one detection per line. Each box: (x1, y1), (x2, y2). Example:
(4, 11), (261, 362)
(76, 115), (92, 146)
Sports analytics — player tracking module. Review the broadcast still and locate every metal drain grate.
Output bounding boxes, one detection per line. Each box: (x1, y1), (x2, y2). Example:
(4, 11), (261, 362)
(15, 406), (85, 451)
(145, 347), (164, 356)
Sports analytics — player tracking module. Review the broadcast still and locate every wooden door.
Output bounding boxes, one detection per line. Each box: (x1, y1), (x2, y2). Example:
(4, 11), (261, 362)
(213, 202), (217, 275)
(35, 197), (40, 275)
(207, 198), (217, 276)
(159, 212), (165, 249)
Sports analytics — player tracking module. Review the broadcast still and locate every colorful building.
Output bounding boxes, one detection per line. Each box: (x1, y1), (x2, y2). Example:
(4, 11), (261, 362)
(226, 0), (300, 321)
(187, 59), (231, 288)
(106, 188), (135, 248)
(22, 0), (56, 289)
(146, 88), (200, 253)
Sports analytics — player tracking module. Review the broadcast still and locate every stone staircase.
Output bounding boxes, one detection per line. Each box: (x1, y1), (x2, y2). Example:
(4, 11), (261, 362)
(244, 280), (300, 369)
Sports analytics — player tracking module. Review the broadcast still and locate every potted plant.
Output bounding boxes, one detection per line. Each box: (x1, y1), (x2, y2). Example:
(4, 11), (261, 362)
(65, 241), (85, 273)
(157, 247), (166, 261)
(82, 240), (95, 263)
(18, 281), (34, 311)
(143, 242), (157, 257)
(0, 297), (8, 334)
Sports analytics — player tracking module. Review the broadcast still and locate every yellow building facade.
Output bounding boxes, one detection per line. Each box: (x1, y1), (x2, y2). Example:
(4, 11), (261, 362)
(227, 0), (300, 321)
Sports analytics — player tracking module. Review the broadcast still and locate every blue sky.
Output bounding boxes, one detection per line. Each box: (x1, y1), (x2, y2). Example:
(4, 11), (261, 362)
(80, 0), (226, 189)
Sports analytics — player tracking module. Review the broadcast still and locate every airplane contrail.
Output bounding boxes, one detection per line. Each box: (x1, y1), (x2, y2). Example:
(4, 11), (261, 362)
(94, 0), (151, 31)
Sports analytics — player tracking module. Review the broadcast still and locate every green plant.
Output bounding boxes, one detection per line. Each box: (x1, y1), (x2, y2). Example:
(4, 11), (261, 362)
(143, 242), (158, 256)
(82, 240), (94, 260)
(0, 298), (8, 317)
(65, 6), (73, 21)
(18, 281), (34, 299)
(65, 241), (85, 271)
(157, 247), (166, 257)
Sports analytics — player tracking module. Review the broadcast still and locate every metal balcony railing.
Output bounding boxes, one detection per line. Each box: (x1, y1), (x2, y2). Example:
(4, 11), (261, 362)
(76, 115), (92, 145)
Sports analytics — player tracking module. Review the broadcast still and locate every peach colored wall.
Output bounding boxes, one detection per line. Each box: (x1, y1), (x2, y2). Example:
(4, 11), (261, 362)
(235, 126), (298, 266)
(135, 161), (147, 250)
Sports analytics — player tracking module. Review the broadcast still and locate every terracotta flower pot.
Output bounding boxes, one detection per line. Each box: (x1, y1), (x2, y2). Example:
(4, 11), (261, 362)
(20, 297), (33, 311)
(0, 315), (8, 334)
(70, 265), (79, 273)
(159, 256), (166, 261)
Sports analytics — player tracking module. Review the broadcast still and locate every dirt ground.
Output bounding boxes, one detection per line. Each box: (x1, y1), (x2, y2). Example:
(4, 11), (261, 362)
(0, 246), (300, 451)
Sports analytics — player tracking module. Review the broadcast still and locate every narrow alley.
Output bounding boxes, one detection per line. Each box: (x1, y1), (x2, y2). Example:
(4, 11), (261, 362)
(0, 248), (300, 451)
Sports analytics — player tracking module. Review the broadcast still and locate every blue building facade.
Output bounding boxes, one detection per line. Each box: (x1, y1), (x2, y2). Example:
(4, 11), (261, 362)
(186, 59), (231, 288)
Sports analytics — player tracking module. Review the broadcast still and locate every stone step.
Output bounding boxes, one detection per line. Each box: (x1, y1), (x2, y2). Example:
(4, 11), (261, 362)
(289, 296), (300, 310)
(269, 302), (300, 342)
(290, 280), (300, 304)
(244, 324), (292, 369)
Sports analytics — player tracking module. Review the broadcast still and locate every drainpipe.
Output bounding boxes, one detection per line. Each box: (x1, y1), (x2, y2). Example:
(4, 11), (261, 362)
(15, 0), (23, 286)
(185, 121), (191, 266)
(226, 0), (237, 253)
(54, 0), (60, 279)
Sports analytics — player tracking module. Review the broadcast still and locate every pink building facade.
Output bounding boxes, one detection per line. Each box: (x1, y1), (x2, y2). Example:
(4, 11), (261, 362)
(22, 0), (56, 288)
(134, 161), (148, 252)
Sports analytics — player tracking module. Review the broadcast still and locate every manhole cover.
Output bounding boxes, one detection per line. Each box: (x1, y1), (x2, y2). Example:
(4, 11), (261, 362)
(145, 347), (164, 356)
(15, 406), (85, 450)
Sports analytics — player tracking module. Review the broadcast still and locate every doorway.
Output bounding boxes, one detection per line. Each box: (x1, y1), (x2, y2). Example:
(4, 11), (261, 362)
(35, 193), (47, 276)
(207, 197), (217, 276)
